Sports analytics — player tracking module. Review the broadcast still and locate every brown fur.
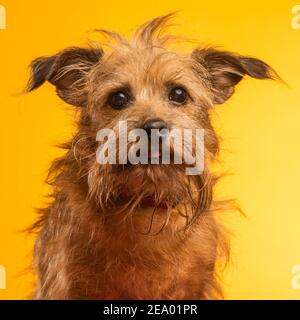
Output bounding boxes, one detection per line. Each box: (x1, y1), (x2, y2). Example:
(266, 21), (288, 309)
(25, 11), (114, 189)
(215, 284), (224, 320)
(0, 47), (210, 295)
(26, 14), (277, 300)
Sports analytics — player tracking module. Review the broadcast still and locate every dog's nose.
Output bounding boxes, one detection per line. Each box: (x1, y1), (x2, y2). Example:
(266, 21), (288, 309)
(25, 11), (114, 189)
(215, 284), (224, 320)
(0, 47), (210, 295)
(143, 119), (169, 137)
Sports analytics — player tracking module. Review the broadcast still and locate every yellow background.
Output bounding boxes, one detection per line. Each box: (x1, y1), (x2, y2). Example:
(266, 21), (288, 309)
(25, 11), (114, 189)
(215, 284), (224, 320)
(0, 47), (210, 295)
(0, 0), (300, 299)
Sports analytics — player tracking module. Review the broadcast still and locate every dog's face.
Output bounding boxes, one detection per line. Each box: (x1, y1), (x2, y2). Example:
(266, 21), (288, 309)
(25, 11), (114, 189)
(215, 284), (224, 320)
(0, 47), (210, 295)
(27, 15), (276, 230)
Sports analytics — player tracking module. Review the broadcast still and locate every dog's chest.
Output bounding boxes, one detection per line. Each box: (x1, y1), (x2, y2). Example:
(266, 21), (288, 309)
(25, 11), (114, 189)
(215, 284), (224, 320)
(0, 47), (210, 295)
(92, 263), (193, 299)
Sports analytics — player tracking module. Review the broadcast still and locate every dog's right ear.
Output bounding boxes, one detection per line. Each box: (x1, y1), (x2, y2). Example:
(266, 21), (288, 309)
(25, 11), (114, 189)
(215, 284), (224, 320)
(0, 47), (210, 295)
(26, 47), (103, 106)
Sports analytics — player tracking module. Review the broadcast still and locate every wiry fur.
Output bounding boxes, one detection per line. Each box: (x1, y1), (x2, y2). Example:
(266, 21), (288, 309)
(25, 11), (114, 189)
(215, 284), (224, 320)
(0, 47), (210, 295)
(26, 14), (277, 299)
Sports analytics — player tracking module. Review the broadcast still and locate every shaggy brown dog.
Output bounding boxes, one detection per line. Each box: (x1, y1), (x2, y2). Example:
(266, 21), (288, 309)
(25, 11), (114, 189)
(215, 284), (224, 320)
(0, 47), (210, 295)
(26, 14), (277, 299)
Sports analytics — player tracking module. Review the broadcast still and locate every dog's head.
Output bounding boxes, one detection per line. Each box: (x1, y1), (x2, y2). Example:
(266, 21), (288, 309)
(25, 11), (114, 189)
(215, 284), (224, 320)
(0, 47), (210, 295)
(27, 14), (277, 230)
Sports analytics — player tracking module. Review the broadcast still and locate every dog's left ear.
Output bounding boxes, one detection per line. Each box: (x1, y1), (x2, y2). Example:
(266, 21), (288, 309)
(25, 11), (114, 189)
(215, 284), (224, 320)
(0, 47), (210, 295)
(26, 47), (103, 106)
(192, 48), (279, 105)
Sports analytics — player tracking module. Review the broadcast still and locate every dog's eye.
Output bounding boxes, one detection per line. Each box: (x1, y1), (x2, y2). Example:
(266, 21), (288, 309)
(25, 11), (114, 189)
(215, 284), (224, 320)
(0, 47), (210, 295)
(169, 87), (188, 105)
(108, 91), (130, 109)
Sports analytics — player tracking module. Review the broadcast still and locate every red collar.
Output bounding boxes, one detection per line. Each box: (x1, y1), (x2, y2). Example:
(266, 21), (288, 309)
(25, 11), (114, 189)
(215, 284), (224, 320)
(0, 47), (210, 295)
(118, 193), (168, 210)
(140, 195), (168, 210)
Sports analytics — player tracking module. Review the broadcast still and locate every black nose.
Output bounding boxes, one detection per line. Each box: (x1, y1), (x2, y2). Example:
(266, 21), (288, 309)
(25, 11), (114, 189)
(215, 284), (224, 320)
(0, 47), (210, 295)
(143, 118), (169, 137)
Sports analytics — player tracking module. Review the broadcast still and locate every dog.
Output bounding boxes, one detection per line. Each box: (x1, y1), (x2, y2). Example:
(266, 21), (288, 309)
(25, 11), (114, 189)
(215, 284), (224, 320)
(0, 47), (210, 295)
(26, 14), (277, 299)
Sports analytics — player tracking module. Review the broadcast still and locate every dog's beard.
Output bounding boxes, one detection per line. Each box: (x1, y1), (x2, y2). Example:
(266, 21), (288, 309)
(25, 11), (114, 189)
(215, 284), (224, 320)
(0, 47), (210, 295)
(87, 159), (212, 233)
(87, 125), (211, 232)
